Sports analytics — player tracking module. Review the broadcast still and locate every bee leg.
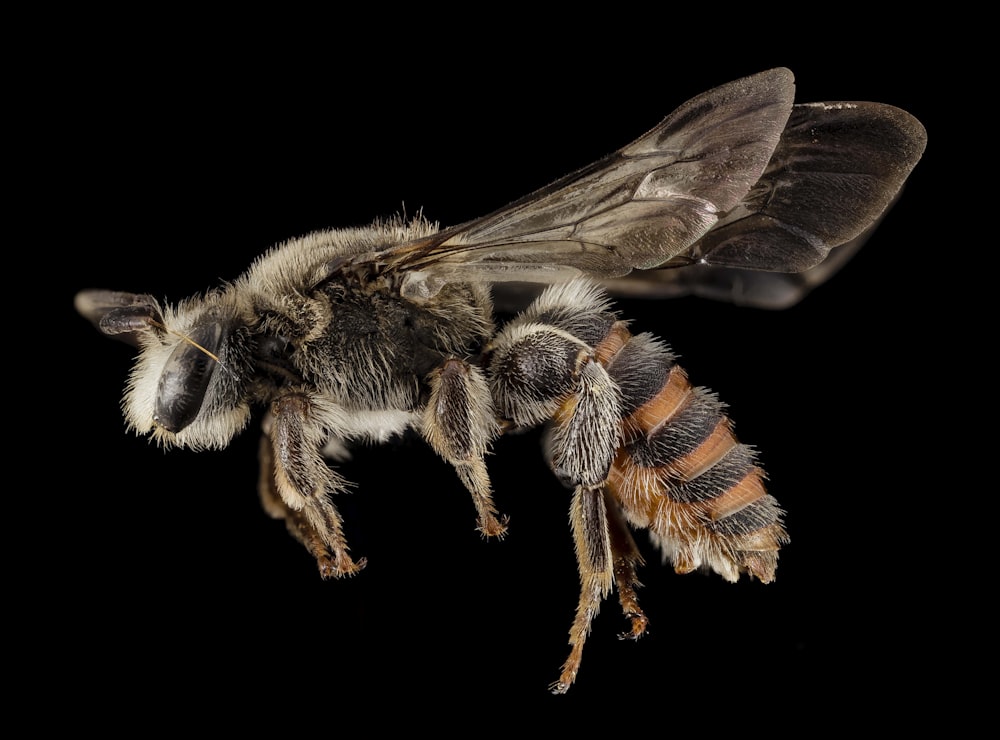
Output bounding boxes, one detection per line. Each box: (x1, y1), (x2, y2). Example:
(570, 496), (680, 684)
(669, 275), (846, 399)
(266, 394), (366, 578)
(551, 484), (614, 695)
(605, 492), (648, 641)
(257, 426), (336, 566)
(537, 355), (624, 693)
(422, 358), (507, 538)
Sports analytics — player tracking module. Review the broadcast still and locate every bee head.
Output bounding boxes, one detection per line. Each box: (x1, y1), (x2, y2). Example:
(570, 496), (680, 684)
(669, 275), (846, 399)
(76, 289), (253, 450)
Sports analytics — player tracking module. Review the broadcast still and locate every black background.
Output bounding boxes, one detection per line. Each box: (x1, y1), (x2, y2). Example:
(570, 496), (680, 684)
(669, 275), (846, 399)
(41, 18), (948, 721)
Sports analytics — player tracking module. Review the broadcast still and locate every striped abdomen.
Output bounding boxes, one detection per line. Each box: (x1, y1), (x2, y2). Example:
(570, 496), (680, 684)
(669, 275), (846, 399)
(488, 280), (787, 584)
(596, 322), (788, 583)
(487, 280), (788, 693)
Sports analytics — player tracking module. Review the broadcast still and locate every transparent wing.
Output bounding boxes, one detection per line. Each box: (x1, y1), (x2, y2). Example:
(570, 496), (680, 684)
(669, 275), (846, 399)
(383, 67), (796, 294)
(360, 67), (925, 308)
(600, 100), (928, 307)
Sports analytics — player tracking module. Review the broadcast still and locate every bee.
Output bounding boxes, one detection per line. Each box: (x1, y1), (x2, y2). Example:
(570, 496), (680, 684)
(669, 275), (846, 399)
(75, 67), (926, 693)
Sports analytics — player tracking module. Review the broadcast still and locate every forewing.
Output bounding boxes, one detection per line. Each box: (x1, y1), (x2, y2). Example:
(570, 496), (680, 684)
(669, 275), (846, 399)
(680, 99), (928, 271)
(601, 100), (928, 307)
(368, 67), (924, 310)
(385, 67), (796, 290)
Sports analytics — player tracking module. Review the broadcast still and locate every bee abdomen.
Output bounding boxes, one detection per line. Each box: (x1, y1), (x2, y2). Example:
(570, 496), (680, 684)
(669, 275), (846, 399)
(597, 324), (787, 583)
(489, 281), (786, 582)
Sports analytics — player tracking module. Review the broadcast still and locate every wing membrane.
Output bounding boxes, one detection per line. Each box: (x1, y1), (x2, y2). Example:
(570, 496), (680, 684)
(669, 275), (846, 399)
(388, 67), (796, 283)
(370, 68), (925, 308)
(681, 99), (928, 272)
(600, 101), (927, 307)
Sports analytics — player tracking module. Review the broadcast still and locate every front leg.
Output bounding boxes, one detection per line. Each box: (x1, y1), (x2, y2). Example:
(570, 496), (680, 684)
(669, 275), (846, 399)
(260, 393), (365, 578)
(422, 358), (507, 537)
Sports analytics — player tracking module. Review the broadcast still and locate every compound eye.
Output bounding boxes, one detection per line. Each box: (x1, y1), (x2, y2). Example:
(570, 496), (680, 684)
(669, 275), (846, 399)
(154, 322), (227, 433)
